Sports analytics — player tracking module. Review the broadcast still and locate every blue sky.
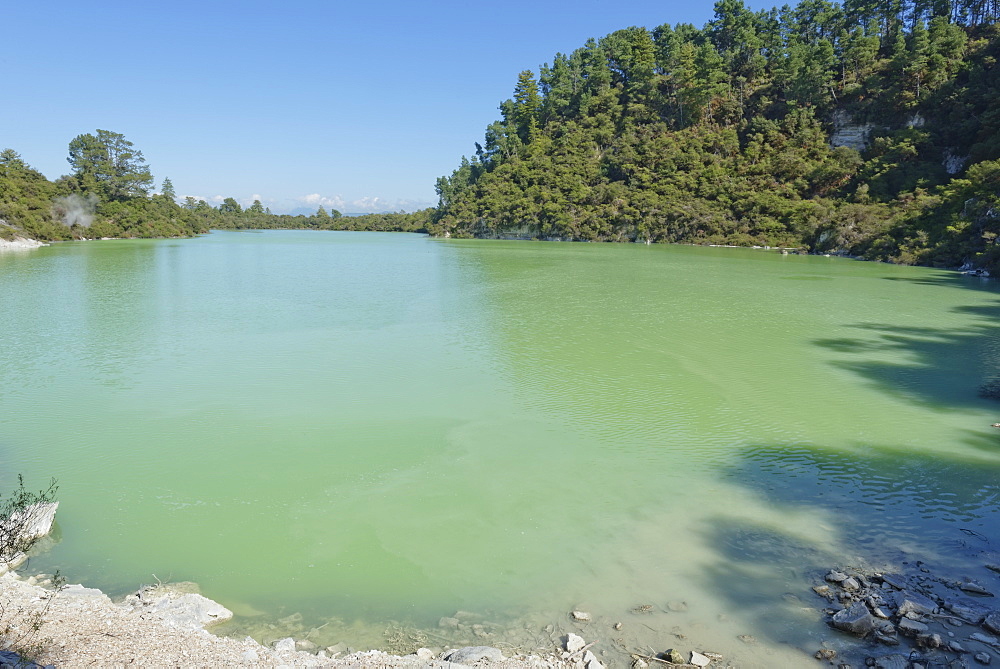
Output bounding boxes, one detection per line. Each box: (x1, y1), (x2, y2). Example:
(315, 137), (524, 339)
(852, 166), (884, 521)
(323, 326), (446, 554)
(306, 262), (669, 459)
(4, 0), (769, 214)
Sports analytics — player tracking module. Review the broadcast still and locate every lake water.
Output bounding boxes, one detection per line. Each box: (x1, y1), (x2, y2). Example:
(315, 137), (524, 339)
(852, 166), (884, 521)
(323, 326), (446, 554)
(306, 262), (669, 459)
(2, 230), (999, 666)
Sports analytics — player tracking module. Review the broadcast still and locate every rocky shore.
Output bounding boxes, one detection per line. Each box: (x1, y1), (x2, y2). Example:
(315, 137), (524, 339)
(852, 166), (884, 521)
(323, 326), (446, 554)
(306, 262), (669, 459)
(0, 237), (45, 250)
(0, 572), (576, 668)
(814, 556), (1000, 669)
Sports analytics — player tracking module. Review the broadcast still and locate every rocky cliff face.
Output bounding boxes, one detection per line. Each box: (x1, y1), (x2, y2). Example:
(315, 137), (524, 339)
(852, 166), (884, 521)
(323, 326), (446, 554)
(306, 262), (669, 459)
(829, 110), (874, 151)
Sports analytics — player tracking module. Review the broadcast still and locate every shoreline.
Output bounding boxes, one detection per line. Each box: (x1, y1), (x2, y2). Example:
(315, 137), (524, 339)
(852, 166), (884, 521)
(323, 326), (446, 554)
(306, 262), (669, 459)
(0, 569), (572, 668)
(0, 237), (47, 251)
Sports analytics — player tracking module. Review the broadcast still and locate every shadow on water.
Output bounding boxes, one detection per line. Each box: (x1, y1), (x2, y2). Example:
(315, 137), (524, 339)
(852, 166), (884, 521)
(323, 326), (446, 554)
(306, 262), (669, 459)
(698, 277), (1000, 657)
(813, 287), (1000, 413)
(696, 442), (1000, 658)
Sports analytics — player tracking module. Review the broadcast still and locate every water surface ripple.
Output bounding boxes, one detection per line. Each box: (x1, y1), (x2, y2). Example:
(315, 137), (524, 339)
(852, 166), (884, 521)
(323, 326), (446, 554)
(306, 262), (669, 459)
(2, 231), (1000, 666)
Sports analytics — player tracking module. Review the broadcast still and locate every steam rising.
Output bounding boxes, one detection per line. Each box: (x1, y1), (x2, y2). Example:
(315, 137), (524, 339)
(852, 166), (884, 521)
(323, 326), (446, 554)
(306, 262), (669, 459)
(54, 193), (98, 228)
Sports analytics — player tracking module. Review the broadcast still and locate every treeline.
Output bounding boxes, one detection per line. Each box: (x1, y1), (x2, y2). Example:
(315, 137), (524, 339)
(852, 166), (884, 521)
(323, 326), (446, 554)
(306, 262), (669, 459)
(0, 133), (432, 242)
(431, 0), (1000, 271)
(0, 131), (206, 241)
(198, 197), (433, 233)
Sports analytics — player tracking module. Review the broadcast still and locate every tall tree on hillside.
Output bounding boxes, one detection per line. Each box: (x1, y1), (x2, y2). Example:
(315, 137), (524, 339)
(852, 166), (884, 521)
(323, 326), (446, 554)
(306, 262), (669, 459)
(512, 70), (542, 143)
(161, 177), (176, 201)
(67, 129), (153, 201)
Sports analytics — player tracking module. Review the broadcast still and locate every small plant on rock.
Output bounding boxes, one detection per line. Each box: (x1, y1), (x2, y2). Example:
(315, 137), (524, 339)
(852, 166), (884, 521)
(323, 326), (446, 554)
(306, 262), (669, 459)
(0, 475), (62, 666)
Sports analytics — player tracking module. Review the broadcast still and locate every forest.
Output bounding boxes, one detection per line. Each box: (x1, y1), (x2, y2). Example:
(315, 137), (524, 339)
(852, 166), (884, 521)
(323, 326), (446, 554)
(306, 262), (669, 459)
(3, 0), (1000, 271)
(431, 0), (1000, 271)
(0, 131), (427, 242)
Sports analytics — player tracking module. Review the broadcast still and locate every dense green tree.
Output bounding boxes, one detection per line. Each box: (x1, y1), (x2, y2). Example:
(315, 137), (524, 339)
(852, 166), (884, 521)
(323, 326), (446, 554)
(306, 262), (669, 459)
(161, 177), (176, 201)
(218, 197), (242, 214)
(67, 129), (153, 201)
(430, 0), (1000, 274)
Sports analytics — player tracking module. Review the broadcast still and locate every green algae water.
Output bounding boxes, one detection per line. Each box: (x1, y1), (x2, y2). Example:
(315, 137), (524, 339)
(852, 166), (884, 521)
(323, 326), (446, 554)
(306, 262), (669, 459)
(3, 230), (1000, 665)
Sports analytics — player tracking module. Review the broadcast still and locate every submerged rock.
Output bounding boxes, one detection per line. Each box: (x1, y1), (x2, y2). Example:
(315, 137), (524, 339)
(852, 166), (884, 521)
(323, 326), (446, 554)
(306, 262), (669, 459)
(564, 633), (586, 653)
(831, 602), (877, 637)
(871, 654), (909, 669)
(273, 637), (296, 652)
(443, 646), (505, 664)
(893, 591), (937, 617)
(948, 600), (992, 624)
(897, 618), (929, 637)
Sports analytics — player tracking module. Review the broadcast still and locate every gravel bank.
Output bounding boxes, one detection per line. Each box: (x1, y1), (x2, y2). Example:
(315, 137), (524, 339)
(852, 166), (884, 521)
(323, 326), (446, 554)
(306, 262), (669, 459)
(0, 572), (566, 668)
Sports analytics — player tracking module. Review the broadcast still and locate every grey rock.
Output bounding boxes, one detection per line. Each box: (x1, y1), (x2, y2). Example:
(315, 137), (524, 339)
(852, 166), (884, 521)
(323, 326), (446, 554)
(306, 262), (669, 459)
(415, 648), (435, 661)
(842, 577), (861, 591)
(572, 610), (592, 622)
(584, 650), (605, 669)
(874, 622), (899, 646)
(916, 632), (943, 649)
(899, 618), (930, 637)
(273, 638), (296, 653)
(444, 646), (505, 665)
(894, 591), (937, 617)
(976, 652), (992, 665)
(564, 633), (586, 653)
(661, 649), (685, 664)
(871, 654), (909, 669)
(831, 602), (877, 636)
(241, 649), (259, 661)
(971, 632), (1000, 647)
(829, 111), (874, 151)
(984, 612), (1000, 634)
(439, 616), (460, 628)
(690, 651), (711, 667)
(880, 574), (907, 590)
(948, 600), (991, 624)
(0, 651), (43, 669)
(147, 592), (233, 629)
(962, 581), (995, 596)
(61, 584), (111, 600)
(827, 570), (850, 583)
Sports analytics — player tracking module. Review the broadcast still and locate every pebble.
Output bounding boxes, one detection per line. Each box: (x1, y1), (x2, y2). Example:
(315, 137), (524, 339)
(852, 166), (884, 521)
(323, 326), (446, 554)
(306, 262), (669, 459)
(572, 610), (592, 622)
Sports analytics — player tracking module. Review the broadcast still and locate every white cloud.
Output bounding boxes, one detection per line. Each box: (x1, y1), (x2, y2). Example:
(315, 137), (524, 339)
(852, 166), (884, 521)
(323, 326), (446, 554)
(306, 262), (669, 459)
(348, 196), (434, 213)
(299, 193), (346, 209)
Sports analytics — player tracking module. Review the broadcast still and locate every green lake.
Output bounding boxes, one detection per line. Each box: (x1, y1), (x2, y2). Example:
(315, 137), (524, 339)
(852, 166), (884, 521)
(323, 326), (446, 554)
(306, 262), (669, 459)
(2, 230), (999, 665)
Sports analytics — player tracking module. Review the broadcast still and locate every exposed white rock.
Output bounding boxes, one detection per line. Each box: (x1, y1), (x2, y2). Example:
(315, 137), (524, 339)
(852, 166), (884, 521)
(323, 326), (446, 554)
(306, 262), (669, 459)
(564, 633), (586, 653)
(829, 111), (874, 151)
(690, 650), (712, 667)
(0, 237), (46, 251)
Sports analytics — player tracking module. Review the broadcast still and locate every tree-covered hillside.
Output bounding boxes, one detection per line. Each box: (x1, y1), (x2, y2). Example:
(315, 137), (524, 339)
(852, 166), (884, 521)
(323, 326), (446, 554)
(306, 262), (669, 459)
(431, 0), (1000, 271)
(1, 130), (205, 241)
